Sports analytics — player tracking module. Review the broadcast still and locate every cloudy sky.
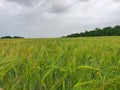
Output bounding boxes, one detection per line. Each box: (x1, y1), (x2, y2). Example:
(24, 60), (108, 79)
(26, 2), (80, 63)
(0, 0), (120, 38)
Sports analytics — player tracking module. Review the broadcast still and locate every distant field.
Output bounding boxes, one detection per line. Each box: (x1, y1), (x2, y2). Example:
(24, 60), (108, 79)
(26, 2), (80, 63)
(0, 37), (120, 90)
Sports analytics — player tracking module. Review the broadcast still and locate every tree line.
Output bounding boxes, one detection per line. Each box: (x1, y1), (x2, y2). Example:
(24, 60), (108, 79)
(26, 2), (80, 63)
(65, 25), (120, 37)
(0, 36), (24, 39)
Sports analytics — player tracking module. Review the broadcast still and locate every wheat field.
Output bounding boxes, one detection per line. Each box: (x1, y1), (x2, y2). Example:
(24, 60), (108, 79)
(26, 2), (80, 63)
(0, 37), (120, 90)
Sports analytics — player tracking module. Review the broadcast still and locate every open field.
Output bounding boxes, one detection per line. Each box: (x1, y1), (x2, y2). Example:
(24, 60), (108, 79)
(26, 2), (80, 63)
(0, 37), (120, 90)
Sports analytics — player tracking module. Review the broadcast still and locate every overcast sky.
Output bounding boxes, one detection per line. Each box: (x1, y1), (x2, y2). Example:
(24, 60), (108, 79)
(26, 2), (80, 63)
(0, 0), (120, 38)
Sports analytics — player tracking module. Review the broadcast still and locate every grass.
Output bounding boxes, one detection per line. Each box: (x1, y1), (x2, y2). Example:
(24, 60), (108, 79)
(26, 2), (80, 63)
(0, 36), (120, 90)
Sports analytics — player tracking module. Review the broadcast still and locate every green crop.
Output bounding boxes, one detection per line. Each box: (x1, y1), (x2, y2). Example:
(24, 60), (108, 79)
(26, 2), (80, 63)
(0, 36), (120, 90)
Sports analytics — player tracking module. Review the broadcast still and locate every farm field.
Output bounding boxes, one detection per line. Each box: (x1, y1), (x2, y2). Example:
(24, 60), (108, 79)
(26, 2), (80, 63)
(0, 36), (120, 90)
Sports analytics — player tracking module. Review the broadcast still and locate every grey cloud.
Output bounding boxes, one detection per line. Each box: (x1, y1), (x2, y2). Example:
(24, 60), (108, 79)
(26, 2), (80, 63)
(113, 0), (120, 3)
(6, 0), (90, 14)
(114, 0), (120, 1)
(47, 0), (91, 13)
(76, 0), (90, 2)
(6, 0), (73, 13)
(40, 0), (75, 14)
(7, 0), (40, 6)
(48, 4), (71, 13)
